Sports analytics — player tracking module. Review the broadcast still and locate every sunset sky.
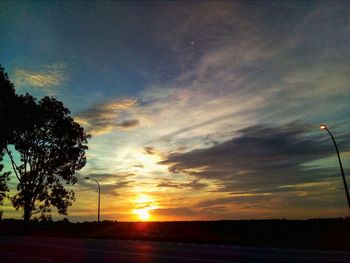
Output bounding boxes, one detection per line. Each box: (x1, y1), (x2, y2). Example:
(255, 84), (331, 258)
(1, 1), (350, 222)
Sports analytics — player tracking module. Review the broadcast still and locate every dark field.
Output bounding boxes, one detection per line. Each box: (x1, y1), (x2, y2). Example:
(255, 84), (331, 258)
(1, 218), (349, 251)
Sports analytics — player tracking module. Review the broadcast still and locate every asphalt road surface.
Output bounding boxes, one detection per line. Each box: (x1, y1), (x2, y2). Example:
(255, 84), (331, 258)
(0, 236), (349, 263)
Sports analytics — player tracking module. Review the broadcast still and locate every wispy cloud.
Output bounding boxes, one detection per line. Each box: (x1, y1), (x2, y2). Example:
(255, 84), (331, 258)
(75, 98), (138, 135)
(13, 63), (66, 94)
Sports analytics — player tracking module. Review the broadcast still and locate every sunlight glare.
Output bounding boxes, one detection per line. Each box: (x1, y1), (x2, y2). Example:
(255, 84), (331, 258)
(133, 194), (157, 221)
(133, 208), (151, 221)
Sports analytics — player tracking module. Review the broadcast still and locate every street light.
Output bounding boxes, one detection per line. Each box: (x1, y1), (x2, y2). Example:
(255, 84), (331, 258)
(85, 176), (101, 222)
(320, 124), (350, 210)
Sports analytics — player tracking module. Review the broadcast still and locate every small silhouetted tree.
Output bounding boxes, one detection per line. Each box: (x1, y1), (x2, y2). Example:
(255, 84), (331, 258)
(4, 96), (90, 223)
(0, 155), (9, 219)
(0, 154), (10, 212)
(0, 162), (9, 213)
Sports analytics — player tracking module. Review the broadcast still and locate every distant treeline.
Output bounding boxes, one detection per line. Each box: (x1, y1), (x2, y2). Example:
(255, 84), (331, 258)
(1, 218), (350, 250)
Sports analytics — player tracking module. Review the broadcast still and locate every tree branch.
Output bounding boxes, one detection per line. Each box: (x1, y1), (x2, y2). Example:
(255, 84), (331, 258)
(4, 147), (22, 184)
(30, 205), (47, 216)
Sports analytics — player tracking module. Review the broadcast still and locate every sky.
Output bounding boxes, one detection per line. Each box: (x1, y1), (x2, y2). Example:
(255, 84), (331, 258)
(1, 1), (350, 222)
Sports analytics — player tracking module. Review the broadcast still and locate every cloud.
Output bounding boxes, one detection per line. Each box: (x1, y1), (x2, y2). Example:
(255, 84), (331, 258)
(116, 119), (140, 129)
(13, 63), (66, 94)
(142, 146), (167, 157)
(77, 172), (135, 197)
(100, 180), (134, 197)
(127, 5), (305, 151)
(67, 2), (350, 219)
(157, 179), (207, 190)
(160, 123), (349, 197)
(142, 1), (350, 133)
(153, 207), (201, 219)
(75, 98), (138, 135)
(144, 146), (156, 155)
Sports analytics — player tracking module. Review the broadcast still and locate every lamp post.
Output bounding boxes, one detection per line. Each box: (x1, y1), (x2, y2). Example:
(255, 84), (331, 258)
(320, 124), (350, 210)
(85, 176), (101, 222)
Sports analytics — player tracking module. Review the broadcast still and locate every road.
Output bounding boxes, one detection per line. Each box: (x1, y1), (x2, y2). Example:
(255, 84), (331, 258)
(0, 236), (349, 263)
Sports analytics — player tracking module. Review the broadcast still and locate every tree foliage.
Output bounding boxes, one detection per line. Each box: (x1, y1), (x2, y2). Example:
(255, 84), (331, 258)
(0, 65), (29, 150)
(0, 65), (17, 208)
(5, 96), (90, 222)
(1, 65), (90, 222)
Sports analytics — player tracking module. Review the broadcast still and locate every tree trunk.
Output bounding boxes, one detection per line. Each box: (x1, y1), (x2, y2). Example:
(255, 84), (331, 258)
(22, 202), (32, 233)
(24, 206), (31, 223)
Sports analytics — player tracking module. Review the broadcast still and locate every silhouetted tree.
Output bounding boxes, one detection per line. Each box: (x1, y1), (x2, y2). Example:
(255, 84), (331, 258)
(4, 96), (90, 223)
(0, 66), (16, 149)
(0, 65), (17, 210)
(0, 66), (40, 216)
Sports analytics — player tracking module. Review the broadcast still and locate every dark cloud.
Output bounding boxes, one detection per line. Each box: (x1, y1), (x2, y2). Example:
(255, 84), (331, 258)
(157, 179), (207, 190)
(144, 146), (156, 155)
(116, 119), (139, 128)
(160, 123), (349, 196)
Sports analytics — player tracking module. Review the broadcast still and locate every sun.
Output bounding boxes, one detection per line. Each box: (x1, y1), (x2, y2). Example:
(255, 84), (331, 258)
(135, 194), (152, 204)
(132, 194), (158, 221)
(133, 208), (151, 221)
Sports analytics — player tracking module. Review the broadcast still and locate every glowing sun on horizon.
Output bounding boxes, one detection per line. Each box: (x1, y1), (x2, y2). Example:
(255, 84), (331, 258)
(133, 194), (157, 221)
(133, 208), (151, 221)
